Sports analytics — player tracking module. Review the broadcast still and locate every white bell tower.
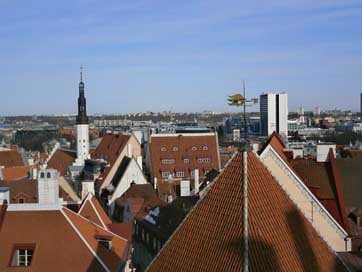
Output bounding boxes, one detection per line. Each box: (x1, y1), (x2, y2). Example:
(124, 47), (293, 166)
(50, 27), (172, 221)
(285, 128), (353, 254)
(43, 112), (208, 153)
(74, 66), (90, 166)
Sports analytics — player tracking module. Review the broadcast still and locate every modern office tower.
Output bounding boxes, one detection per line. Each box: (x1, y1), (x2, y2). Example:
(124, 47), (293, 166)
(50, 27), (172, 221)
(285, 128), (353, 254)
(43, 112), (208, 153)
(298, 107), (304, 116)
(260, 93), (288, 138)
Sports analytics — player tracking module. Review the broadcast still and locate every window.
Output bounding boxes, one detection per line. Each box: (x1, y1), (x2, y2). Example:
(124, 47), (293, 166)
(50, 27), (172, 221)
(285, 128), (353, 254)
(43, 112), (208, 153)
(18, 198), (25, 204)
(46, 172), (51, 179)
(191, 170), (195, 177)
(11, 246), (34, 267)
(161, 159), (175, 165)
(172, 146), (179, 152)
(40, 172), (45, 178)
(176, 171), (185, 178)
(191, 146), (197, 151)
(198, 158), (211, 164)
(183, 158), (190, 164)
(162, 172), (171, 178)
(160, 147), (167, 152)
(203, 145), (209, 151)
(98, 238), (112, 250)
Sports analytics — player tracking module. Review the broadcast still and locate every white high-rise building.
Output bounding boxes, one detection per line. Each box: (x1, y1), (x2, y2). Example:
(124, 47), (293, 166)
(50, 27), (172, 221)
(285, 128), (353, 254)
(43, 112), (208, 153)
(74, 69), (90, 166)
(260, 93), (288, 138)
(314, 107), (321, 116)
(298, 107), (304, 116)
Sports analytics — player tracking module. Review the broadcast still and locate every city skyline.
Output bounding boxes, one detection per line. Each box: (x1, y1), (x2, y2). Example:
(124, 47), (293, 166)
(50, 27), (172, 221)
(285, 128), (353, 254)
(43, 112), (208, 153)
(0, 0), (362, 115)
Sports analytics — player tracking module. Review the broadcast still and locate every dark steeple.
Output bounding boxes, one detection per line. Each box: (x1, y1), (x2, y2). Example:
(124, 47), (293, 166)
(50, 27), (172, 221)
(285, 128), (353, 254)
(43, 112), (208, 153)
(77, 66), (89, 125)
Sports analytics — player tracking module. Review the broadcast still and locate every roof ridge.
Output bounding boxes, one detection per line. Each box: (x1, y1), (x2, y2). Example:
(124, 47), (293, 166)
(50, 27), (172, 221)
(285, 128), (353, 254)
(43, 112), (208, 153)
(60, 208), (110, 272)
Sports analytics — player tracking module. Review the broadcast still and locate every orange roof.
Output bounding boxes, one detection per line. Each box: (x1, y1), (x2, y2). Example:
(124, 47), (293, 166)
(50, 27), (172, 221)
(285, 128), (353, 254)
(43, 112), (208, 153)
(260, 131), (288, 162)
(79, 194), (112, 229)
(1, 166), (29, 180)
(0, 150), (24, 167)
(149, 133), (220, 181)
(147, 152), (348, 272)
(47, 149), (76, 176)
(0, 208), (119, 271)
(63, 208), (128, 272)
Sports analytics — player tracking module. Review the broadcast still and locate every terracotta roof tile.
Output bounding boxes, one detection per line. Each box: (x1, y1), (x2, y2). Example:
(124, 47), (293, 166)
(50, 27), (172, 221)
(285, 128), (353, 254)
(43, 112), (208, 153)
(149, 134), (220, 181)
(0, 150), (24, 167)
(1, 166), (29, 181)
(147, 152), (348, 272)
(47, 149), (76, 176)
(0, 209), (106, 271)
(63, 208), (128, 272)
(0, 179), (37, 203)
(79, 194), (112, 228)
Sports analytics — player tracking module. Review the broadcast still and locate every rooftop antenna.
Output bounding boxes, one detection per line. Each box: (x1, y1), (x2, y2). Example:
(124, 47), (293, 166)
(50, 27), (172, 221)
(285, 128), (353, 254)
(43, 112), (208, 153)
(227, 81), (258, 272)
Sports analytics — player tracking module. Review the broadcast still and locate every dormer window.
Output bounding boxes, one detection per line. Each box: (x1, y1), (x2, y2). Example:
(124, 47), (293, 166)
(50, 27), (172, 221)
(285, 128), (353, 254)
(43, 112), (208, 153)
(97, 237), (112, 250)
(11, 245), (35, 267)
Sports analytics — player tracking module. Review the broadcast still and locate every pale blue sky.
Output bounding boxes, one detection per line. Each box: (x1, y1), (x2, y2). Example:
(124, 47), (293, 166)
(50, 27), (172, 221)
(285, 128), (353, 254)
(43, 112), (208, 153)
(0, 0), (361, 115)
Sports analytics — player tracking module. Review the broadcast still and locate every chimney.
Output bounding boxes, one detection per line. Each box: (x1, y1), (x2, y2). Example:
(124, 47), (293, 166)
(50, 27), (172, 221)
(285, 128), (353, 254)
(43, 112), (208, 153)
(127, 144), (133, 157)
(0, 187), (10, 204)
(194, 169), (200, 195)
(154, 177), (158, 190)
(31, 167), (38, 180)
(136, 156), (143, 170)
(180, 180), (190, 197)
(38, 169), (59, 205)
(81, 181), (95, 200)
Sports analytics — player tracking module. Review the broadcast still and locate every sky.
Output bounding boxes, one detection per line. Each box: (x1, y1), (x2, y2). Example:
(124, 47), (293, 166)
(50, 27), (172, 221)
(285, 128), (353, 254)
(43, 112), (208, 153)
(0, 0), (362, 115)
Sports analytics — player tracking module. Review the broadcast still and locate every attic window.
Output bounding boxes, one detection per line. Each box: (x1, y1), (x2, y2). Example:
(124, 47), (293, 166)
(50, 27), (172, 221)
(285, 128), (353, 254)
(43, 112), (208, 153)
(97, 237), (112, 250)
(11, 245), (35, 267)
(203, 145), (209, 151)
(191, 146), (197, 151)
(172, 146), (178, 152)
(160, 147), (167, 152)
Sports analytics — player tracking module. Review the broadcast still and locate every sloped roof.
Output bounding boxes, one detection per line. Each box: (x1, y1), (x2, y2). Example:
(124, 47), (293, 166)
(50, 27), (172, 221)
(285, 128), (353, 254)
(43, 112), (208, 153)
(0, 207), (126, 271)
(63, 208), (128, 272)
(1, 166), (29, 181)
(117, 184), (165, 219)
(0, 150), (24, 167)
(110, 157), (132, 187)
(92, 134), (130, 166)
(79, 194), (112, 229)
(147, 152), (348, 272)
(0, 179), (37, 203)
(149, 133), (220, 181)
(337, 157), (362, 208)
(47, 149), (76, 176)
(259, 131), (288, 162)
(289, 152), (350, 234)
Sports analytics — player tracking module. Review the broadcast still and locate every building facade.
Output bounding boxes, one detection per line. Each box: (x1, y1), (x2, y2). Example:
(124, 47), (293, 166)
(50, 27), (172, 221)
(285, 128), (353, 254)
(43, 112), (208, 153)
(260, 93), (288, 138)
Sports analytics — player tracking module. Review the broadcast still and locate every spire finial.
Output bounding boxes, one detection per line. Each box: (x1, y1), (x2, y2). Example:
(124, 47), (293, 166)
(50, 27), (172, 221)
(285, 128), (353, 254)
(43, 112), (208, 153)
(80, 65), (83, 82)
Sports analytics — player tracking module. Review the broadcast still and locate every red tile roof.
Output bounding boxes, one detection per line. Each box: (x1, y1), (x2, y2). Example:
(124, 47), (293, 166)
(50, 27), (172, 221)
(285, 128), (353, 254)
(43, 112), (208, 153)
(0, 179), (37, 203)
(149, 133), (220, 182)
(79, 194), (112, 229)
(0, 207), (128, 271)
(47, 149), (76, 176)
(147, 152), (348, 272)
(1, 166), (29, 181)
(259, 131), (288, 162)
(0, 150), (24, 167)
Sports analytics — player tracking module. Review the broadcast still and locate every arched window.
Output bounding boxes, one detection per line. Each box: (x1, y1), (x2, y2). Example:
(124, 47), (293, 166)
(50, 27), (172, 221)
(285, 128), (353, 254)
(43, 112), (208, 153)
(40, 172), (45, 178)
(47, 172), (51, 179)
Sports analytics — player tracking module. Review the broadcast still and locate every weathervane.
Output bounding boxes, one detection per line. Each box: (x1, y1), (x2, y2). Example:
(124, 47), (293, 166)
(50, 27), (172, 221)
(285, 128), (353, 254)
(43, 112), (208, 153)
(227, 81), (258, 146)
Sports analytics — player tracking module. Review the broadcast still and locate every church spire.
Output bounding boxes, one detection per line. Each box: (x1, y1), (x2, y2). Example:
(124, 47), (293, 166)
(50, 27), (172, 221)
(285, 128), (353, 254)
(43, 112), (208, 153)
(76, 66), (89, 125)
